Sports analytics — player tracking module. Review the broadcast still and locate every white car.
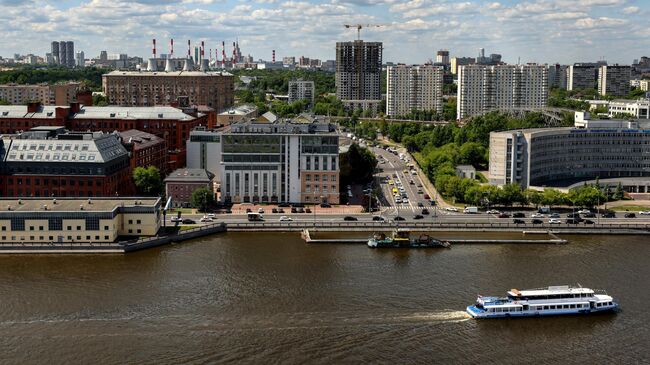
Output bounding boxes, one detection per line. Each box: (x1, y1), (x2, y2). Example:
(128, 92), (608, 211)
(395, 197), (402, 204)
(279, 216), (293, 222)
(199, 217), (213, 223)
(531, 213), (544, 218)
(258, 208), (265, 214)
(486, 209), (500, 214)
(577, 209), (591, 214)
(445, 207), (459, 212)
(639, 210), (650, 215)
(548, 218), (562, 224)
(170, 217), (182, 223)
(402, 198), (409, 204)
(206, 213), (216, 218)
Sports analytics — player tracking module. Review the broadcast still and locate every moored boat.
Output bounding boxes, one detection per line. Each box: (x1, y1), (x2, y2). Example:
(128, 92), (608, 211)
(367, 230), (450, 248)
(466, 285), (618, 319)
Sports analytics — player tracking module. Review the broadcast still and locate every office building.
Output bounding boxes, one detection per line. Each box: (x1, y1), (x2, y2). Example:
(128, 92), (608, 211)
(102, 70), (234, 111)
(51, 41), (59, 64)
(598, 65), (632, 97)
(608, 98), (650, 119)
(457, 64), (548, 120)
(75, 51), (85, 67)
(451, 57), (475, 75)
(0, 197), (161, 244)
(436, 50), (450, 65)
(0, 127), (133, 198)
(567, 63), (603, 91)
(489, 112), (650, 189)
(164, 168), (215, 208)
(288, 79), (315, 108)
(283, 57), (295, 65)
(217, 105), (259, 126)
(51, 41), (75, 68)
(386, 64), (443, 117)
(336, 40), (382, 114)
(0, 83), (81, 105)
(187, 116), (340, 204)
(547, 64), (568, 89)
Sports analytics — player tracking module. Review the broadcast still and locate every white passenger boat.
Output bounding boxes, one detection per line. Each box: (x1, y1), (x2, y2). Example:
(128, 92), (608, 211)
(466, 285), (618, 319)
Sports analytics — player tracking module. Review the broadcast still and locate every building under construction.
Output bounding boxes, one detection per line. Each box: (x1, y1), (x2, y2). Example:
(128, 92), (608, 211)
(335, 40), (383, 114)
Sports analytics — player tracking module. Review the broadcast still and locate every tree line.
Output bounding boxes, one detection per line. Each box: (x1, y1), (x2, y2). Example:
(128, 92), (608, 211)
(0, 65), (107, 91)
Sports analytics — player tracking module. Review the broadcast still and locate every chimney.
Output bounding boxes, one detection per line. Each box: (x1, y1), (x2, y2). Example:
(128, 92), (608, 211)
(152, 38), (156, 59)
(171, 38), (174, 58)
(201, 41), (205, 61)
(27, 101), (41, 113)
(272, 50), (275, 63)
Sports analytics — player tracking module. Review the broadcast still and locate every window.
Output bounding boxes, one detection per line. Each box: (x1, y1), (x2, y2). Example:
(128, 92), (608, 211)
(137, 229), (141, 234)
(137, 220), (141, 224)
(128, 220), (133, 224)
(104, 226), (109, 230)
(104, 236), (109, 240)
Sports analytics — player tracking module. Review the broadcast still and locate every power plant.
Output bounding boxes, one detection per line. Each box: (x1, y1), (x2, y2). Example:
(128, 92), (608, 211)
(143, 38), (246, 72)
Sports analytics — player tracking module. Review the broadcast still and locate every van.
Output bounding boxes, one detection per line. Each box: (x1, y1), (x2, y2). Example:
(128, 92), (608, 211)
(464, 206), (478, 214)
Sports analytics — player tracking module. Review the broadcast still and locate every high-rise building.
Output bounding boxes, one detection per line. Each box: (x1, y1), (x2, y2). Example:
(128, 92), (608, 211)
(436, 50), (450, 65)
(283, 57), (295, 65)
(598, 65), (632, 97)
(51, 41), (60, 64)
(335, 40), (382, 114)
(50, 40), (74, 67)
(288, 79), (315, 108)
(567, 62), (607, 91)
(76, 51), (85, 67)
(99, 51), (108, 62)
(386, 65), (443, 117)
(451, 57), (475, 74)
(547, 64), (568, 89)
(457, 64), (548, 120)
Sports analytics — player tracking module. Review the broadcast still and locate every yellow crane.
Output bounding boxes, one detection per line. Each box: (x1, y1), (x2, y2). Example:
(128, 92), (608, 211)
(344, 24), (383, 40)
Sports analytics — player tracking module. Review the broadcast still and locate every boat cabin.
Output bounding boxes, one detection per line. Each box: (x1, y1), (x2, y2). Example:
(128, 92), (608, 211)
(507, 286), (595, 301)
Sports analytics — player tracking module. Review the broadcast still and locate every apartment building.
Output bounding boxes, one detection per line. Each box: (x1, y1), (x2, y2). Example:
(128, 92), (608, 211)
(0, 83), (80, 105)
(335, 40), (382, 114)
(386, 64), (443, 117)
(567, 63), (601, 91)
(288, 79), (315, 108)
(598, 65), (632, 97)
(456, 64), (548, 119)
(547, 64), (568, 89)
(187, 116), (340, 204)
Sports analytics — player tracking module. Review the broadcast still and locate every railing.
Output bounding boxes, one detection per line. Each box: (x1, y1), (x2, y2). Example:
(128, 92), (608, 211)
(224, 221), (650, 230)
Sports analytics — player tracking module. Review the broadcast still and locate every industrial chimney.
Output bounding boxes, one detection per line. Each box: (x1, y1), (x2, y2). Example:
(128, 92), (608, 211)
(165, 38), (174, 72)
(147, 38), (158, 71)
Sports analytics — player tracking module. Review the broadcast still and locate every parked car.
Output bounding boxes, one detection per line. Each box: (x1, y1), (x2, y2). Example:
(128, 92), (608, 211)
(394, 216), (406, 221)
(417, 202), (424, 207)
(277, 208), (285, 214)
(498, 213), (511, 218)
(182, 218), (196, 224)
(421, 208), (430, 215)
(343, 216), (358, 221)
(512, 212), (525, 218)
(548, 218), (562, 224)
(532, 219), (543, 224)
(513, 219), (525, 224)
(279, 216), (293, 222)
(305, 208), (312, 213)
(417, 189), (423, 194)
(320, 202), (332, 208)
(423, 194), (430, 200)
(296, 207), (305, 213)
(258, 208), (265, 214)
(272, 208), (278, 213)
(625, 213), (636, 218)
(372, 216), (386, 221)
(291, 207), (297, 213)
(245, 208), (252, 213)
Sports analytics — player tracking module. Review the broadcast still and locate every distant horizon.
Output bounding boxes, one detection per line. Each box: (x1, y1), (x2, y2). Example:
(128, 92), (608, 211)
(0, 0), (647, 65)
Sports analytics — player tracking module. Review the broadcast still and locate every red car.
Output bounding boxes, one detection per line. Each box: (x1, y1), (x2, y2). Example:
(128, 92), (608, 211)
(423, 194), (430, 200)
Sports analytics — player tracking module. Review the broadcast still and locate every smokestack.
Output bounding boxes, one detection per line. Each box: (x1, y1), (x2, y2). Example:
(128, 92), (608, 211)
(201, 41), (205, 61)
(232, 41), (236, 64)
(272, 49), (275, 63)
(222, 41), (226, 68)
(165, 41), (173, 72)
(152, 39), (156, 58)
(187, 39), (191, 58)
(171, 38), (174, 58)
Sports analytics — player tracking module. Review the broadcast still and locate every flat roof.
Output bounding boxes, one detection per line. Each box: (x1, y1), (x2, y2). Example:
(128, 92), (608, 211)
(118, 129), (165, 149)
(164, 168), (214, 183)
(73, 106), (195, 120)
(104, 70), (233, 77)
(0, 197), (160, 213)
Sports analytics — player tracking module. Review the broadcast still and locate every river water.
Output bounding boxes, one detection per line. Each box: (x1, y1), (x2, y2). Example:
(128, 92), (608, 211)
(0, 233), (648, 364)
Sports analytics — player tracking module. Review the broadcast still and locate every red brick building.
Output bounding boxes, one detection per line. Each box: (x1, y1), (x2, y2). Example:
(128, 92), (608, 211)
(0, 103), (207, 169)
(118, 129), (168, 175)
(164, 169), (214, 208)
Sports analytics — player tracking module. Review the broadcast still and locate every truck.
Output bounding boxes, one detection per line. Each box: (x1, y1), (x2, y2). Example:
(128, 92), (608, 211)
(247, 212), (264, 221)
(463, 206), (478, 214)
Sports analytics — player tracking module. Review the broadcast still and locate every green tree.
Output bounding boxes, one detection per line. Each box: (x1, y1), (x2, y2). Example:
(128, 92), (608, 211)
(92, 94), (108, 106)
(339, 143), (378, 188)
(499, 183), (526, 206)
(542, 188), (567, 208)
(190, 187), (215, 212)
(132, 166), (162, 196)
(613, 182), (625, 200)
(525, 189), (543, 208)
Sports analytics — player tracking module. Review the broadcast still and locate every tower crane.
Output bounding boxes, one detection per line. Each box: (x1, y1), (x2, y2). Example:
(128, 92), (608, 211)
(344, 24), (383, 40)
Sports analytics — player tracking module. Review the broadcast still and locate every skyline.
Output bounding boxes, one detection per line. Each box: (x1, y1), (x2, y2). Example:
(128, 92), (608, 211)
(0, 0), (648, 64)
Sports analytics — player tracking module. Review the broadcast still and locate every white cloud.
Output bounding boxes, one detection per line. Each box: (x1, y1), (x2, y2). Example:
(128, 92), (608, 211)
(622, 6), (639, 14)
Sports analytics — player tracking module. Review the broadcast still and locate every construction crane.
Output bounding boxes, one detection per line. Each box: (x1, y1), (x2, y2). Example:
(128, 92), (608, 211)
(344, 24), (383, 40)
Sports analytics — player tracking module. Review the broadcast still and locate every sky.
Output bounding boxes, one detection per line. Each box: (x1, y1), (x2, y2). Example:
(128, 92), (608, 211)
(0, 0), (647, 65)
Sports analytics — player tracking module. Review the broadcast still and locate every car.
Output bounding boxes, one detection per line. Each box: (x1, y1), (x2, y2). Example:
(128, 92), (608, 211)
(531, 213), (544, 218)
(305, 208), (312, 213)
(245, 208), (252, 213)
(423, 194), (430, 200)
(487, 209), (500, 214)
(421, 208), (430, 215)
(170, 216), (182, 223)
(199, 217), (213, 223)
(566, 213), (580, 218)
(277, 208), (285, 214)
(582, 212), (596, 218)
(402, 198), (409, 204)
(182, 218), (196, 224)
(566, 218), (580, 224)
(320, 202), (331, 208)
(279, 216), (293, 222)
(583, 219), (595, 224)
(417, 183), (423, 188)
(413, 214), (424, 220)
(513, 219), (525, 224)
(409, 180), (415, 185)
(417, 189), (423, 194)
(512, 212), (525, 218)
(640, 210), (650, 215)
(291, 207), (297, 213)
(532, 219), (543, 224)
(625, 213), (636, 218)
(548, 218), (562, 224)
(272, 208), (278, 213)
(578, 209), (591, 214)
(445, 207), (459, 212)
(343, 216), (358, 221)
(602, 212), (616, 218)
(549, 213), (560, 218)
(394, 216), (406, 221)
(392, 174), (398, 178)
(395, 198), (402, 204)
(417, 202), (424, 207)
(296, 207), (305, 213)
(430, 200), (436, 206)
(206, 213), (216, 218)
(372, 216), (386, 221)
(498, 213), (510, 218)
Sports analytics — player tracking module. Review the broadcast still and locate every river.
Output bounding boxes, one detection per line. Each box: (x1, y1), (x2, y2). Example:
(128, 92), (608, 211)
(0, 233), (647, 364)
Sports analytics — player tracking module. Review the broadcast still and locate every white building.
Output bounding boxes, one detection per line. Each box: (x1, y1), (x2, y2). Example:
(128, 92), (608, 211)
(598, 65), (632, 97)
(608, 99), (650, 119)
(288, 79), (315, 108)
(386, 64), (443, 117)
(187, 115), (340, 204)
(457, 64), (548, 120)
(75, 51), (85, 67)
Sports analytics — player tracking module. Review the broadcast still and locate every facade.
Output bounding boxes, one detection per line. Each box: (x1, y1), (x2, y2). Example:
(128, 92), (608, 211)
(457, 64), (548, 120)
(0, 127), (134, 198)
(567, 63), (599, 91)
(0, 83), (80, 105)
(0, 103), (206, 169)
(386, 64), (444, 117)
(456, 165), (476, 180)
(187, 116), (340, 204)
(335, 40), (382, 113)
(608, 99), (650, 119)
(76, 51), (85, 67)
(639, 80), (649, 92)
(216, 105), (258, 126)
(598, 65), (632, 96)
(118, 129), (168, 175)
(451, 57), (475, 75)
(288, 79), (315, 108)
(547, 64), (568, 89)
(489, 112), (650, 188)
(50, 41), (75, 68)
(436, 50), (450, 65)
(0, 197), (161, 244)
(164, 168), (214, 208)
(102, 70), (234, 111)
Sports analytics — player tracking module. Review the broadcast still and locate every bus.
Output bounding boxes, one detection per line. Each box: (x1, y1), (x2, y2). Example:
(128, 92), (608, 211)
(247, 212), (264, 221)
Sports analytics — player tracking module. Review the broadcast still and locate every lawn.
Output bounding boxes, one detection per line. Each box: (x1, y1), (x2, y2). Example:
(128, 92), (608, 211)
(609, 205), (650, 212)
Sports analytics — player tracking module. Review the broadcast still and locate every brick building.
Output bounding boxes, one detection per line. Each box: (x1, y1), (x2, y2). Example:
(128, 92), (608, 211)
(164, 168), (214, 208)
(118, 129), (168, 174)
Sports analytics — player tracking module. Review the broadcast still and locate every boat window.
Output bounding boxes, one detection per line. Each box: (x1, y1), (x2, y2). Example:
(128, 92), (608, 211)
(544, 306), (549, 310)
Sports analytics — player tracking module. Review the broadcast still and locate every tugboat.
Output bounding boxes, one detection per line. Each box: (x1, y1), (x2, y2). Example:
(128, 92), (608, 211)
(367, 229), (450, 248)
(466, 285), (619, 319)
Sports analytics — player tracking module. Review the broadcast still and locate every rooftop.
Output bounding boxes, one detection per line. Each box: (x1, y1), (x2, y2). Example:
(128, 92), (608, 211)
(164, 168), (214, 183)
(72, 106), (196, 120)
(118, 129), (165, 150)
(104, 70), (233, 77)
(0, 197), (160, 213)
(218, 104), (258, 116)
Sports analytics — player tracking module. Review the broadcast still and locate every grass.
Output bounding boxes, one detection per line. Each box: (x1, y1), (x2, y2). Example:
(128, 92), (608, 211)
(609, 205), (650, 212)
(168, 208), (195, 214)
(179, 225), (196, 231)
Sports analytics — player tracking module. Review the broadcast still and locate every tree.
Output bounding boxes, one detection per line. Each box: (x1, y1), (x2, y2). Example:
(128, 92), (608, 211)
(614, 182), (625, 200)
(499, 183), (526, 206)
(525, 189), (543, 208)
(568, 186), (606, 208)
(339, 143), (378, 188)
(132, 166), (162, 196)
(542, 188), (566, 208)
(92, 94), (108, 106)
(190, 187), (214, 212)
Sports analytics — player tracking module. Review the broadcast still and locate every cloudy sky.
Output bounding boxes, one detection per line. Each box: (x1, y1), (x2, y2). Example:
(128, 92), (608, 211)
(0, 0), (647, 65)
